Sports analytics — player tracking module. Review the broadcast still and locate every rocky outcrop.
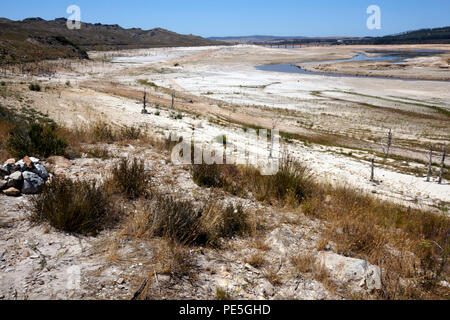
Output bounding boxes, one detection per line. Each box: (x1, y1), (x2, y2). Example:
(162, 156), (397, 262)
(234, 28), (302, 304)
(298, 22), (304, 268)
(317, 252), (382, 292)
(0, 157), (49, 197)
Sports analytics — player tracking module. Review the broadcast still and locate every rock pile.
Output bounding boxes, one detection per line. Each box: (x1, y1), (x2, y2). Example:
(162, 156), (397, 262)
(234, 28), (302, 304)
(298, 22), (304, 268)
(0, 157), (49, 197)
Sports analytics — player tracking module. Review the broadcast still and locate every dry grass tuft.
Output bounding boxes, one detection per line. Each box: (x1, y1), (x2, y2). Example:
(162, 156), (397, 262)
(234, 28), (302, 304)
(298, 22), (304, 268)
(216, 287), (232, 300)
(246, 252), (267, 269)
(290, 253), (316, 275)
(110, 158), (152, 199)
(188, 146), (449, 299)
(301, 185), (450, 299)
(192, 154), (314, 207)
(120, 195), (252, 247)
(59, 122), (144, 153)
(263, 267), (283, 286)
(30, 176), (119, 236)
(152, 240), (195, 278)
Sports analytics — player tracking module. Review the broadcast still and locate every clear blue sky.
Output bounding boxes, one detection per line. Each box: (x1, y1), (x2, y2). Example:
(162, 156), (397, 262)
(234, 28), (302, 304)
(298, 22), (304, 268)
(1, 0), (449, 37)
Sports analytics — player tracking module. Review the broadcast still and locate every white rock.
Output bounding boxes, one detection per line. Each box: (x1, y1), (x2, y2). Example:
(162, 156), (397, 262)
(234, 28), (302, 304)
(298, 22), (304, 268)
(317, 252), (382, 292)
(255, 279), (274, 297)
(266, 226), (297, 255)
(30, 157), (40, 164)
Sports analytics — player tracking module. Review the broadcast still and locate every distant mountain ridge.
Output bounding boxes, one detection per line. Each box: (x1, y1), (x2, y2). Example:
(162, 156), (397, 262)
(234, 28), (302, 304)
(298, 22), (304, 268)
(209, 35), (309, 41)
(0, 17), (225, 64)
(210, 26), (450, 45)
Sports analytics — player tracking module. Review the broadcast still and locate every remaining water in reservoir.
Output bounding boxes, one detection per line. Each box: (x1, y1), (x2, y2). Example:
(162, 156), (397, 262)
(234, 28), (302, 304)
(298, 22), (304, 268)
(255, 50), (449, 82)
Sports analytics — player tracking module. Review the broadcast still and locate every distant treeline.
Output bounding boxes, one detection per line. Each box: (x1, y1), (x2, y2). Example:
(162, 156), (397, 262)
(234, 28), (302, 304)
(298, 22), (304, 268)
(267, 26), (450, 46)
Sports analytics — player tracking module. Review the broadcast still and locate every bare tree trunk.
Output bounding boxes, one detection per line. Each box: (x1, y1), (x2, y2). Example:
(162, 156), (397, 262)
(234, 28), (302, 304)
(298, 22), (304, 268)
(171, 91), (175, 110)
(370, 158), (375, 182)
(427, 145), (433, 182)
(383, 129), (392, 158)
(141, 91), (147, 114)
(438, 146), (447, 185)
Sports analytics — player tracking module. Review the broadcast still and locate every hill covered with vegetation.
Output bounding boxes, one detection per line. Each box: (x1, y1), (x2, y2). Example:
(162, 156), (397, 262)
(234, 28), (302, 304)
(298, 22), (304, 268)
(0, 17), (225, 64)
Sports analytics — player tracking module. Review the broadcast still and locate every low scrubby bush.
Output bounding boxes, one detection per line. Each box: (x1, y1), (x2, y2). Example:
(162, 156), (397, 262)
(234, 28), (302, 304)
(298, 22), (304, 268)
(29, 83), (41, 91)
(30, 177), (117, 236)
(191, 163), (222, 188)
(111, 158), (152, 199)
(124, 195), (250, 247)
(191, 154), (314, 207)
(147, 194), (202, 244)
(7, 122), (67, 158)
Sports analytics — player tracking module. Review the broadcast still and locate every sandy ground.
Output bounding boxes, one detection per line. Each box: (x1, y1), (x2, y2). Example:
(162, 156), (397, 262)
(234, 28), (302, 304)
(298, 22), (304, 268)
(1, 45), (449, 211)
(0, 145), (337, 300)
(1, 44), (449, 300)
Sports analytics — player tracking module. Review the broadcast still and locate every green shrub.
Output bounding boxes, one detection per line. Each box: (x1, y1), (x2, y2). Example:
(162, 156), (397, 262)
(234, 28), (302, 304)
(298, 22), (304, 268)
(200, 201), (250, 247)
(30, 177), (116, 236)
(219, 203), (249, 238)
(191, 163), (222, 188)
(7, 122), (67, 158)
(216, 287), (232, 300)
(111, 158), (152, 199)
(169, 112), (183, 120)
(29, 83), (41, 91)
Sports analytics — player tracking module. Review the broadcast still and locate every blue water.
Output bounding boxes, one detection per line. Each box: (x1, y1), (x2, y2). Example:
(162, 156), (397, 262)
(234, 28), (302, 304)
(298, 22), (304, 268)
(255, 51), (450, 82)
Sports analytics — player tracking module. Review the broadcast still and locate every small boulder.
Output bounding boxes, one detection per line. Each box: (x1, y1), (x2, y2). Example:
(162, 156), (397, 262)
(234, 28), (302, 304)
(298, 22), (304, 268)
(30, 157), (40, 164)
(3, 159), (18, 173)
(22, 156), (34, 170)
(6, 171), (23, 189)
(4, 158), (15, 166)
(22, 171), (45, 195)
(32, 163), (49, 180)
(0, 165), (9, 178)
(16, 160), (27, 172)
(0, 180), (7, 190)
(267, 226), (297, 255)
(3, 187), (21, 197)
(317, 252), (382, 292)
(46, 156), (72, 167)
(255, 279), (275, 297)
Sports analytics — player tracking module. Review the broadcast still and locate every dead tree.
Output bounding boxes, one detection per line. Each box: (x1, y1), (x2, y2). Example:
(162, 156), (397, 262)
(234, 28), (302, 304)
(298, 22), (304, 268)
(438, 146), (447, 185)
(171, 91), (175, 110)
(426, 145), (433, 182)
(370, 158), (375, 182)
(382, 129), (392, 158)
(141, 91), (148, 114)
